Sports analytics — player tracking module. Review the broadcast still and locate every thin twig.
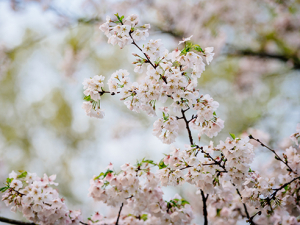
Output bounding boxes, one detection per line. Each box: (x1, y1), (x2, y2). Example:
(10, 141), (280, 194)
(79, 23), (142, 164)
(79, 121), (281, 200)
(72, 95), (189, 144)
(181, 109), (209, 225)
(236, 189), (257, 225)
(128, 31), (168, 84)
(246, 176), (300, 223)
(248, 211), (262, 223)
(269, 176), (300, 200)
(115, 203), (124, 225)
(80, 222), (89, 225)
(181, 108), (194, 145)
(249, 135), (296, 174)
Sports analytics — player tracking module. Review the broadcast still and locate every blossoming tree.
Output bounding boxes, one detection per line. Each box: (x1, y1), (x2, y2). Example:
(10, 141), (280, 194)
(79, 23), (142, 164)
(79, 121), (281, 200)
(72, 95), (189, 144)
(1, 14), (300, 225)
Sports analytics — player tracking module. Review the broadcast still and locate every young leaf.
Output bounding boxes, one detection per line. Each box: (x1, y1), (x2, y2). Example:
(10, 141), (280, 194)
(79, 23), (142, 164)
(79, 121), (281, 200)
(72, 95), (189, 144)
(17, 171), (27, 179)
(6, 178), (13, 185)
(158, 159), (167, 169)
(0, 186), (9, 192)
(181, 199), (190, 205)
(142, 159), (156, 166)
(84, 95), (92, 101)
(229, 133), (236, 139)
(140, 214), (148, 221)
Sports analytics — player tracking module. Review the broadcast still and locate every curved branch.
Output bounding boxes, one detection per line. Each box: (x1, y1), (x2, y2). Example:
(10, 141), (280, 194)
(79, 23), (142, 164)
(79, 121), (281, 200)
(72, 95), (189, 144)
(249, 135), (296, 174)
(115, 203), (124, 225)
(236, 189), (257, 225)
(0, 217), (35, 225)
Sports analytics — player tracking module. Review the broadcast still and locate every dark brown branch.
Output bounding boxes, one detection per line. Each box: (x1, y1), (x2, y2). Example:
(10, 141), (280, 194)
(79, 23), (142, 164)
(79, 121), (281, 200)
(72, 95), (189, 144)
(99, 90), (120, 96)
(195, 146), (227, 173)
(187, 114), (197, 123)
(270, 176), (300, 199)
(249, 211), (262, 223)
(247, 176), (300, 223)
(200, 190), (209, 225)
(128, 31), (168, 84)
(249, 135), (296, 174)
(180, 165), (192, 170)
(180, 106), (210, 225)
(181, 108), (194, 145)
(0, 217), (35, 225)
(0, 217), (90, 225)
(236, 189), (257, 225)
(80, 222), (89, 225)
(115, 203), (124, 225)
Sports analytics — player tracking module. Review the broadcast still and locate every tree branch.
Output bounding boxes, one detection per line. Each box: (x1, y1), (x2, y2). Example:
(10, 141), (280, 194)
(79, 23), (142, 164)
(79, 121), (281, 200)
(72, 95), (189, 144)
(200, 190), (209, 225)
(181, 108), (194, 146)
(269, 175), (300, 200)
(0, 216), (92, 225)
(236, 189), (257, 225)
(0, 217), (35, 225)
(115, 202), (124, 225)
(249, 135), (296, 174)
(127, 30), (168, 84)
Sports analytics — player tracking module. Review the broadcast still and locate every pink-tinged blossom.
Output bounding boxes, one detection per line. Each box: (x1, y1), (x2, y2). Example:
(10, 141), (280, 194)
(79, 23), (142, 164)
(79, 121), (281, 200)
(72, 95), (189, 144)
(2, 171), (81, 225)
(204, 47), (215, 65)
(178, 35), (193, 45)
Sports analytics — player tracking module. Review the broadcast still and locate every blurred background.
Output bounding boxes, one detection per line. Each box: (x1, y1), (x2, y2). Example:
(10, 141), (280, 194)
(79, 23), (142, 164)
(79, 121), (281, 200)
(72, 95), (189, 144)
(0, 0), (299, 223)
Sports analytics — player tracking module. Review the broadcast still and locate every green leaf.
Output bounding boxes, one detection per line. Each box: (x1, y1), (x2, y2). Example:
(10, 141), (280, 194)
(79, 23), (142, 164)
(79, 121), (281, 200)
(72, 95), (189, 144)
(193, 45), (203, 52)
(162, 112), (169, 121)
(103, 170), (113, 178)
(142, 159), (156, 166)
(94, 172), (104, 180)
(94, 169), (114, 180)
(6, 178), (13, 185)
(284, 185), (289, 191)
(181, 199), (190, 205)
(17, 171), (27, 179)
(0, 186), (9, 192)
(140, 214), (148, 221)
(84, 95), (91, 101)
(158, 159), (167, 169)
(229, 133), (236, 139)
(114, 13), (124, 24)
(213, 111), (217, 116)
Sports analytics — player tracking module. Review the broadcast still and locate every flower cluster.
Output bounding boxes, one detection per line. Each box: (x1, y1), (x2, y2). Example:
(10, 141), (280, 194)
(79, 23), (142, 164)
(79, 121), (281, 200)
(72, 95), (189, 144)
(284, 146), (300, 174)
(217, 136), (255, 187)
(191, 94), (224, 138)
(99, 14), (149, 49)
(88, 161), (193, 224)
(153, 113), (179, 144)
(94, 14), (224, 143)
(207, 195), (248, 225)
(156, 137), (254, 194)
(82, 75), (105, 118)
(1, 171), (82, 225)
